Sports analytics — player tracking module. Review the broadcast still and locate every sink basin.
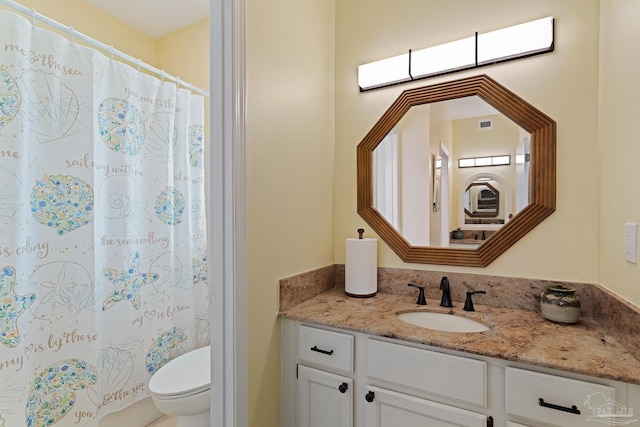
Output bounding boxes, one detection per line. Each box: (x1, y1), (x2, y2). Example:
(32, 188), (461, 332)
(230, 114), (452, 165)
(397, 311), (489, 333)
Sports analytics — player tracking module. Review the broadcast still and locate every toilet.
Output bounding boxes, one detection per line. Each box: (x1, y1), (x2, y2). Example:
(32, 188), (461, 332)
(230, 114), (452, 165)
(148, 345), (211, 427)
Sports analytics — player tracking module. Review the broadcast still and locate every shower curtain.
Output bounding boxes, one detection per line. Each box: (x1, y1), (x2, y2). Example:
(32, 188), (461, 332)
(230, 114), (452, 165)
(0, 11), (209, 427)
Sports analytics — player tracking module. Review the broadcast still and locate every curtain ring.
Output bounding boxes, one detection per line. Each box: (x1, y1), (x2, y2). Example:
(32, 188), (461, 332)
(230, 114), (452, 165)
(30, 9), (36, 26)
(160, 70), (165, 82)
(109, 46), (115, 60)
(68, 26), (75, 43)
(136, 58), (141, 72)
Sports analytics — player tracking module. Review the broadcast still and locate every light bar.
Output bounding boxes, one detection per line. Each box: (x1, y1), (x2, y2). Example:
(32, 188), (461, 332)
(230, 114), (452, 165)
(358, 16), (554, 91)
(458, 155), (511, 168)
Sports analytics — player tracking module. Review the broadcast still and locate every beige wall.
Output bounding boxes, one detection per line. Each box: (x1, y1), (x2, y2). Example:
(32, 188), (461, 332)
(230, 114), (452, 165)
(155, 18), (210, 153)
(3, 0), (157, 64)
(245, 0), (335, 425)
(599, 0), (640, 306)
(156, 18), (210, 92)
(335, 0), (602, 283)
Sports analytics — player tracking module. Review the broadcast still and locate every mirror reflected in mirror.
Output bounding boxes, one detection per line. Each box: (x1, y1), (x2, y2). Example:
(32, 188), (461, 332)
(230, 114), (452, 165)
(465, 182), (499, 220)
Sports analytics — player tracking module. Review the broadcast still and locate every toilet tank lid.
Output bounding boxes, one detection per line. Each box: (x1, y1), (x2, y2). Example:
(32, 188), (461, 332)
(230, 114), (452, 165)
(148, 345), (211, 397)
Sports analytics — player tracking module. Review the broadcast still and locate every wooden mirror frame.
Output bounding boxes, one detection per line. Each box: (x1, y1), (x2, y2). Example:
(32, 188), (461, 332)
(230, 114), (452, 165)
(357, 75), (556, 267)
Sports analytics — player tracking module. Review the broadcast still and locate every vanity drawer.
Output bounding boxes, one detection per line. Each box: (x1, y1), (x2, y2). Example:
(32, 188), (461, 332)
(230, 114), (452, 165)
(298, 325), (354, 373)
(505, 367), (615, 427)
(366, 339), (487, 407)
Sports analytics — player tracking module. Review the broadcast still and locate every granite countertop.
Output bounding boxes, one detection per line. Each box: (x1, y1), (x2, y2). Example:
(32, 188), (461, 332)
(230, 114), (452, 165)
(279, 287), (640, 385)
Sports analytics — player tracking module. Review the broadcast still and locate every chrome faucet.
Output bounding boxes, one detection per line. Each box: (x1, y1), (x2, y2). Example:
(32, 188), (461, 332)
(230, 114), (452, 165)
(439, 276), (453, 307)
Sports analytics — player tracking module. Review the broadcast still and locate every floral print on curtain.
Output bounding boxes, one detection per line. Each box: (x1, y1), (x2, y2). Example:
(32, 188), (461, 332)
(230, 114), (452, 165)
(0, 11), (209, 427)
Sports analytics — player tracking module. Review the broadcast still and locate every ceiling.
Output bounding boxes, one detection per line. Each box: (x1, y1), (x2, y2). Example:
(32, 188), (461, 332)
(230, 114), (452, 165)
(84, 0), (210, 38)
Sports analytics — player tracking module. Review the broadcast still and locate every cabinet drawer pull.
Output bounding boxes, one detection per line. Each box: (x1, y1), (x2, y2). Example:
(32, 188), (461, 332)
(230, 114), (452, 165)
(538, 398), (581, 415)
(365, 391), (375, 402)
(310, 345), (334, 355)
(338, 382), (348, 393)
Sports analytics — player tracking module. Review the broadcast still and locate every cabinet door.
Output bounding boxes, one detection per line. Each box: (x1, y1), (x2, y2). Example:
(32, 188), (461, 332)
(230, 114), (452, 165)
(298, 365), (353, 427)
(364, 386), (487, 427)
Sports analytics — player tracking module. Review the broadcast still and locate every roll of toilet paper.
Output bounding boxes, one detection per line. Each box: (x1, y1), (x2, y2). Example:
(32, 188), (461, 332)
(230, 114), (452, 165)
(345, 237), (377, 297)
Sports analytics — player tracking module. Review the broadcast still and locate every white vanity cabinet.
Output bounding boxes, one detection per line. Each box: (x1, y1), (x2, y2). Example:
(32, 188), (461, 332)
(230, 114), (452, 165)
(298, 365), (353, 427)
(364, 338), (489, 426)
(282, 320), (638, 427)
(363, 386), (488, 427)
(289, 324), (355, 427)
(284, 321), (492, 427)
(297, 325), (354, 372)
(366, 338), (487, 407)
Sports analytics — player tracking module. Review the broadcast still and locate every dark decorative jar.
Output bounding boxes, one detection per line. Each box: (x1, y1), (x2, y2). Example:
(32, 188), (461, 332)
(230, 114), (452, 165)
(452, 229), (464, 240)
(540, 284), (581, 324)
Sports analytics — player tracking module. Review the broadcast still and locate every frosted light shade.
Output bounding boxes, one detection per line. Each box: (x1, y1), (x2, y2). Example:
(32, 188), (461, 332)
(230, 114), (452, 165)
(475, 157), (493, 167)
(459, 158), (475, 168)
(358, 52), (411, 90)
(492, 155), (510, 165)
(477, 16), (553, 64)
(411, 36), (476, 78)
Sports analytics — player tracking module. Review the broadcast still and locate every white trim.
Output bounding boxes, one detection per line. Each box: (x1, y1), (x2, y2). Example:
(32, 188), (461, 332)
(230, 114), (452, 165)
(439, 142), (451, 246)
(210, 0), (247, 426)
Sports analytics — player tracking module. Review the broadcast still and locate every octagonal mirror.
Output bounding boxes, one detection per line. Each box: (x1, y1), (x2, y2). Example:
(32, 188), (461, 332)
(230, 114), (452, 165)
(357, 75), (556, 267)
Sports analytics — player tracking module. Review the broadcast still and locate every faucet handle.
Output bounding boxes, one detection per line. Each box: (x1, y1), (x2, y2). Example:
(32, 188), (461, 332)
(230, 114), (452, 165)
(407, 283), (427, 305)
(463, 290), (486, 311)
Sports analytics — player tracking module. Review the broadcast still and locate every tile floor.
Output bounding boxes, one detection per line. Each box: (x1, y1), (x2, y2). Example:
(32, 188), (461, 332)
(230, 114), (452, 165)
(146, 415), (176, 427)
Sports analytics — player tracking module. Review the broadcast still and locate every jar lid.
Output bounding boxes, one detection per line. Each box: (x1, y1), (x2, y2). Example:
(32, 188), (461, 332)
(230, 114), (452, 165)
(545, 284), (575, 293)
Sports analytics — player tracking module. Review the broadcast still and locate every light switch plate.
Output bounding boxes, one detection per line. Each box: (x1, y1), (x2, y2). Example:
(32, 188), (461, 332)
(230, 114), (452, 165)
(625, 223), (637, 263)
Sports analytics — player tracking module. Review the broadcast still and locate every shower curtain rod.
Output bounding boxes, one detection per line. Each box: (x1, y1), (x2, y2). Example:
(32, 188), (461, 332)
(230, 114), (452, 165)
(0, 0), (210, 97)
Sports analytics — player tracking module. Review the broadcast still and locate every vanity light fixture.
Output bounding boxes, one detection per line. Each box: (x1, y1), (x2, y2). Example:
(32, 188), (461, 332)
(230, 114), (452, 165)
(458, 155), (511, 168)
(358, 16), (554, 91)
